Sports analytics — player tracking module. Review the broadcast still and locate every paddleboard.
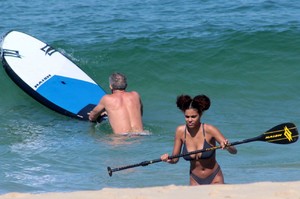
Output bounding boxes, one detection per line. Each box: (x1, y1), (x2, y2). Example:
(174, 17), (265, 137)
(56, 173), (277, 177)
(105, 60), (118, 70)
(0, 30), (106, 121)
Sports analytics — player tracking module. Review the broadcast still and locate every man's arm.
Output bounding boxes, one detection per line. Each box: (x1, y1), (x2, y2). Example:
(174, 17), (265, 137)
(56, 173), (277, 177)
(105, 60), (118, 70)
(88, 98), (106, 122)
(140, 98), (143, 116)
(134, 91), (143, 116)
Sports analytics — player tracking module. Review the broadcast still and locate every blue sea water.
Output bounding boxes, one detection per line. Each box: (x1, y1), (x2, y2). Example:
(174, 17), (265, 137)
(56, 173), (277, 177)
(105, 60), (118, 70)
(0, 0), (300, 194)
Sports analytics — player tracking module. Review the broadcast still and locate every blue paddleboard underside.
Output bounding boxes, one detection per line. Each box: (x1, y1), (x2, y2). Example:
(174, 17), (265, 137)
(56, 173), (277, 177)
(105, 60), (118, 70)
(37, 75), (105, 115)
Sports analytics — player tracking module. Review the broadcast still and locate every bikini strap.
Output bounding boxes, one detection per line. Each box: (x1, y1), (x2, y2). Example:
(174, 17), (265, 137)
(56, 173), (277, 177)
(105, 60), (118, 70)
(184, 126), (187, 142)
(202, 123), (205, 138)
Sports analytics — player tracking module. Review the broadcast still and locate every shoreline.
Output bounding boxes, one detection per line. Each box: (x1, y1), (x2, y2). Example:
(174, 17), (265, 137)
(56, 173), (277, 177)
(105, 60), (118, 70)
(1, 181), (299, 199)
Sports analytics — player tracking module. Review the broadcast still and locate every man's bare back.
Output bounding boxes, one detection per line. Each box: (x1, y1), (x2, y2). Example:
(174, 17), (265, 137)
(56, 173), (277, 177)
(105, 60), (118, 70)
(101, 90), (143, 134)
(88, 73), (144, 134)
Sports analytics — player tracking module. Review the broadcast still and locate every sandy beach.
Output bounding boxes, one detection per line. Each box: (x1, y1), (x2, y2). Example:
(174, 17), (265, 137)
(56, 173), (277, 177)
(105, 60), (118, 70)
(1, 181), (299, 199)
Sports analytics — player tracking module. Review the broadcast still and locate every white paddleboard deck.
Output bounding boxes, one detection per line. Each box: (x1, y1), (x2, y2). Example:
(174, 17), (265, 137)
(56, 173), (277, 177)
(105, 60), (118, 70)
(0, 30), (106, 120)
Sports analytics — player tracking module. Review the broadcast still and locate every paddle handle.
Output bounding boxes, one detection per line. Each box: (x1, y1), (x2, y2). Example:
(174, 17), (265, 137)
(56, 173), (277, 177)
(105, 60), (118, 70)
(107, 158), (162, 176)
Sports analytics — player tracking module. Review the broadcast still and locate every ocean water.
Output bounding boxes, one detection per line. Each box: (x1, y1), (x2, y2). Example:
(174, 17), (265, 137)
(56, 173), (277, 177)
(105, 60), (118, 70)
(0, 0), (300, 194)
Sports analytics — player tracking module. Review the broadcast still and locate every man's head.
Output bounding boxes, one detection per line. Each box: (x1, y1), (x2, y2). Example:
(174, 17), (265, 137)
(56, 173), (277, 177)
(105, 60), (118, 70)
(109, 72), (127, 91)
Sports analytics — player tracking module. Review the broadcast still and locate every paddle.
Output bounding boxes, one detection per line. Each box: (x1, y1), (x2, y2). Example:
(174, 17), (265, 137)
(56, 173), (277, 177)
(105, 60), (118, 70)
(107, 122), (298, 176)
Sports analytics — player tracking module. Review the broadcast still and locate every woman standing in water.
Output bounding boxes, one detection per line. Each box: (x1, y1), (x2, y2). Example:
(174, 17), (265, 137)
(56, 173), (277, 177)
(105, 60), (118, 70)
(161, 94), (237, 185)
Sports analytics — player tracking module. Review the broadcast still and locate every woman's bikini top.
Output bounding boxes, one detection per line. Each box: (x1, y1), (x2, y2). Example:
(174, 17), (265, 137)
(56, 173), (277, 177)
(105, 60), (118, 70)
(182, 123), (215, 161)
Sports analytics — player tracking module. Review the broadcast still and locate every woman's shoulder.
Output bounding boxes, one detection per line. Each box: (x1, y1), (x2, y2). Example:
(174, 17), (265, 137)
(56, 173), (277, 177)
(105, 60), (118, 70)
(203, 123), (221, 135)
(176, 124), (185, 131)
(175, 125), (185, 136)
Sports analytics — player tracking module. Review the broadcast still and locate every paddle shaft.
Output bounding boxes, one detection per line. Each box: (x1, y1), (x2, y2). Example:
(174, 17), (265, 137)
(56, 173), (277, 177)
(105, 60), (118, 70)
(107, 135), (261, 176)
(107, 123), (298, 176)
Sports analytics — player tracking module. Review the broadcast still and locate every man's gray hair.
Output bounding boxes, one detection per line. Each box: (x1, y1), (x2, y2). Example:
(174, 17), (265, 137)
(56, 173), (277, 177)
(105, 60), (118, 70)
(109, 72), (127, 90)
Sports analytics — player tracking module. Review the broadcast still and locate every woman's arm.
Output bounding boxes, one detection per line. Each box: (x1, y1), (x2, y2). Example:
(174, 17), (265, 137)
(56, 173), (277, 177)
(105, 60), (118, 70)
(206, 124), (237, 154)
(161, 126), (184, 164)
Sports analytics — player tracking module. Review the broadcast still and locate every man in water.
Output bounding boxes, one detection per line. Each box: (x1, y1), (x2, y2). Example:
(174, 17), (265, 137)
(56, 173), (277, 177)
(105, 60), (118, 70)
(88, 72), (144, 134)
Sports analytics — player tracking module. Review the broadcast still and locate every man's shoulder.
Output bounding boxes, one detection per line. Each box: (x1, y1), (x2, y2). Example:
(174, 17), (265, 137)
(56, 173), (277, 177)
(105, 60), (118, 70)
(129, 90), (140, 95)
(122, 90), (140, 98)
(101, 94), (114, 102)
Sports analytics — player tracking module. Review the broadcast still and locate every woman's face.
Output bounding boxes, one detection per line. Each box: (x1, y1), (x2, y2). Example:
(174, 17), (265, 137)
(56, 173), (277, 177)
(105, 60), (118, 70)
(184, 108), (200, 128)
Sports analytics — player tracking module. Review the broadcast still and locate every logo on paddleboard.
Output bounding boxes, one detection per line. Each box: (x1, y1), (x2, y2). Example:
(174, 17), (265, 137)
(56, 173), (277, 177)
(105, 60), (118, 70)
(41, 45), (57, 56)
(34, 74), (52, 89)
(2, 49), (22, 58)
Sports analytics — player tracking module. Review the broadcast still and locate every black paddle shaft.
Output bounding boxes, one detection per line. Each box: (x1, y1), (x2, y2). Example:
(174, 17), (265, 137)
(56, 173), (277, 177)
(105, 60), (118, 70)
(107, 123), (298, 176)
